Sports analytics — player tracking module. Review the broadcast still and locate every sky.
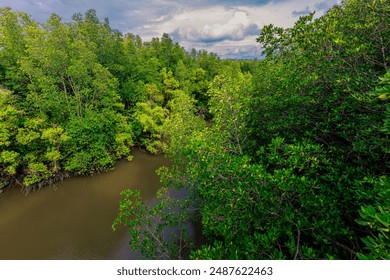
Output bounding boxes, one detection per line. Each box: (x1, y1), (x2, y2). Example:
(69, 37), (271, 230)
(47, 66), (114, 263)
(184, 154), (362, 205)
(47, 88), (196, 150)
(0, 0), (341, 59)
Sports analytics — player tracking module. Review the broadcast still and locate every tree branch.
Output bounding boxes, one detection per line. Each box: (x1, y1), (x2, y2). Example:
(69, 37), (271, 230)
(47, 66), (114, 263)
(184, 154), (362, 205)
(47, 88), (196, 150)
(294, 229), (301, 260)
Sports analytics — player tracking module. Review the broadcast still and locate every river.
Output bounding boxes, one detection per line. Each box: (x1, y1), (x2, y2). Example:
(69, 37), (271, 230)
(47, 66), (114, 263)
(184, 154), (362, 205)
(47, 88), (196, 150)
(0, 149), (170, 260)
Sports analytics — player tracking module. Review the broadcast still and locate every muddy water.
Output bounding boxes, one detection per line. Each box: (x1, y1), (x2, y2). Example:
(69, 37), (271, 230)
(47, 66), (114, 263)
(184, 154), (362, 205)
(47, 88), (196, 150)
(0, 149), (170, 260)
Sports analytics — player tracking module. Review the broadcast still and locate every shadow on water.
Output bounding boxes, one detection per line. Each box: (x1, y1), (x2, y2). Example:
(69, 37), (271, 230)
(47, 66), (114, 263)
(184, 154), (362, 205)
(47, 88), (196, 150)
(0, 149), (171, 260)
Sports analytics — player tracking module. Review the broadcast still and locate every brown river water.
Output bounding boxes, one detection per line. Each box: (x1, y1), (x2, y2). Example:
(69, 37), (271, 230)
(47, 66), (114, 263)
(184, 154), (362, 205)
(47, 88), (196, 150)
(0, 149), (170, 260)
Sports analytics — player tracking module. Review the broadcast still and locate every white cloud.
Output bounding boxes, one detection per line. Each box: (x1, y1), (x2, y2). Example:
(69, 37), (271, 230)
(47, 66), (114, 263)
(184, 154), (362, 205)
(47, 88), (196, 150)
(167, 8), (261, 43)
(0, 0), (342, 59)
(133, 0), (342, 58)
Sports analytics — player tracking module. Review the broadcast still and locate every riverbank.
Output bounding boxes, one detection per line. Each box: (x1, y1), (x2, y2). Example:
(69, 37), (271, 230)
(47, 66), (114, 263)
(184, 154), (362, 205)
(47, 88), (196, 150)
(0, 149), (169, 259)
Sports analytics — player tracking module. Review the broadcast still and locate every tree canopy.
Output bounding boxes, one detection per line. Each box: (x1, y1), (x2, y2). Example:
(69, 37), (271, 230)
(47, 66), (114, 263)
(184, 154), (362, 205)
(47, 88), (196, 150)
(114, 0), (389, 260)
(1, 0), (389, 260)
(0, 7), (221, 193)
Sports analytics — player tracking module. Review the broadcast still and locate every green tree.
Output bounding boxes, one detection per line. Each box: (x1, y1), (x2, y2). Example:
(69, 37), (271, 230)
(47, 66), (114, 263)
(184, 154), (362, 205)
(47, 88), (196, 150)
(64, 109), (133, 174)
(118, 0), (389, 260)
(133, 103), (168, 154)
(356, 177), (390, 260)
(114, 86), (205, 259)
(113, 187), (192, 259)
(0, 8), (33, 95)
(356, 71), (390, 260)
(207, 73), (252, 154)
(0, 87), (21, 190)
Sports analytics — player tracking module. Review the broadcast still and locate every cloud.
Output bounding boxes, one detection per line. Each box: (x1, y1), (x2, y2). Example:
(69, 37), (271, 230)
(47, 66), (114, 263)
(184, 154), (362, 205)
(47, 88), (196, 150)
(292, 6), (310, 18)
(1, 0), (343, 59)
(170, 9), (261, 44)
(207, 38), (263, 60)
(179, 34), (261, 59)
(315, 0), (339, 12)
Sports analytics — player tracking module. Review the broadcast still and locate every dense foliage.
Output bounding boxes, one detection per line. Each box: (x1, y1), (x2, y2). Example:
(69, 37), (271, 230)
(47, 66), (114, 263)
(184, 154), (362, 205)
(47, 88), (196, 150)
(114, 0), (389, 260)
(0, 8), (221, 193)
(1, 0), (389, 260)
